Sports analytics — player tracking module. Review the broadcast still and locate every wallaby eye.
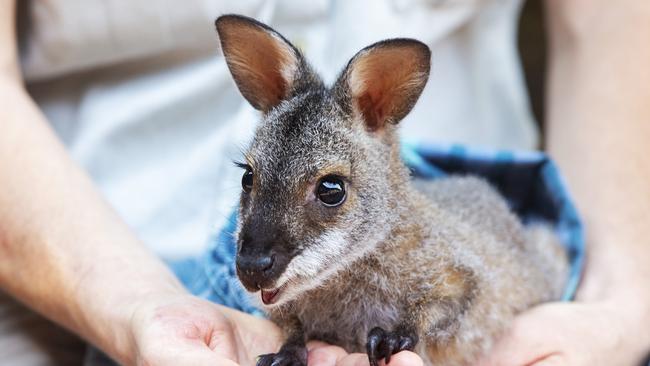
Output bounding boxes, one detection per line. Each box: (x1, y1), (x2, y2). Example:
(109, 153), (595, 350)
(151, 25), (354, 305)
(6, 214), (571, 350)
(317, 176), (346, 207)
(241, 168), (254, 193)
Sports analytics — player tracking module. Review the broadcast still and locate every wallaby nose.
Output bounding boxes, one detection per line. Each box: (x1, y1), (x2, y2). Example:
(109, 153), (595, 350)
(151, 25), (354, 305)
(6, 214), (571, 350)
(236, 254), (276, 289)
(239, 255), (274, 273)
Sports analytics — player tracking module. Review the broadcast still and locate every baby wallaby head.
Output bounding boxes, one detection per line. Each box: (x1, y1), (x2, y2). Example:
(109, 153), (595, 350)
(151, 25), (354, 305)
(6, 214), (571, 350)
(216, 15), (430, 307)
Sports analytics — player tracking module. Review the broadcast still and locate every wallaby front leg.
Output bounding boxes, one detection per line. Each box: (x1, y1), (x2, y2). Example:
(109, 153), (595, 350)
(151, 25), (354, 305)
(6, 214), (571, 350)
(366, 266), (476, 366)
(366, 325), (419, 366)
(257, 318), (306, 366)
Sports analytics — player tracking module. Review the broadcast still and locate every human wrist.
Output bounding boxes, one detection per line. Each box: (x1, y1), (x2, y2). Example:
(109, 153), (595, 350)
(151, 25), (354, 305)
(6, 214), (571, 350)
(599, 295), (650, 361)
(577, 244), (650, 305)
(72, 256), (188, 365)
(576, 251), (650, 355)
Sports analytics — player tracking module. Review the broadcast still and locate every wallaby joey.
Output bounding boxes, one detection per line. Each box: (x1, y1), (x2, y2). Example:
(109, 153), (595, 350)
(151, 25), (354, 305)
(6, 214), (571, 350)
(216, 14), (568, 366)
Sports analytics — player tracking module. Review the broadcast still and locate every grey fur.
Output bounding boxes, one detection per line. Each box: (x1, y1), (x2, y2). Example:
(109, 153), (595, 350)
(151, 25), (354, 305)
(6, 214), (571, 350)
(216, 14), (568, 365)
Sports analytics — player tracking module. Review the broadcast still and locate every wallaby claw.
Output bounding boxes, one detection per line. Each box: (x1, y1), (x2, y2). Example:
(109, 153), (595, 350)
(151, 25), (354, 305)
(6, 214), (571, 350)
(366, 327), (418, 366)
(256, 347), (307, 366)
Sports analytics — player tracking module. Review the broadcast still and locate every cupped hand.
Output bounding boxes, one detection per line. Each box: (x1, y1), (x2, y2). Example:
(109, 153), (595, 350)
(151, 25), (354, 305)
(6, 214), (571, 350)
(127, 292), (281, 365)
(478, 301), (649, 366)
(126, 292), (423, 366)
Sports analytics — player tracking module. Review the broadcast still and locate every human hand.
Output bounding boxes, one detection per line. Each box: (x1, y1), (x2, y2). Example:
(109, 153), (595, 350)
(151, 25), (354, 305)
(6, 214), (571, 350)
(478, 301), (649, 366)
(126, 292), (424, 366)
(127, 292), (282, 365)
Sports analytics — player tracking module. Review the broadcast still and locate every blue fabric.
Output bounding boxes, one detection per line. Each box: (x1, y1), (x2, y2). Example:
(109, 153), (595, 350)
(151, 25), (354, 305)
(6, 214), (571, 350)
(171, 142), (585, 312)
(169, 212), (264, 316)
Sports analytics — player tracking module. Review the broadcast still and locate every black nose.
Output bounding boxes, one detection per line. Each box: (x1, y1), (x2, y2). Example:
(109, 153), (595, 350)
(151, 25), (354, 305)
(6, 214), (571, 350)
(236, 254), (277, 289)
(238, 255), (274, 273)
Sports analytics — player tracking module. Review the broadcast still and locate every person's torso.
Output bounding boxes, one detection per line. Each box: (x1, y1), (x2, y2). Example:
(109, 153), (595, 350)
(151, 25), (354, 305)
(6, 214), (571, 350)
(19, 0), (536, 258)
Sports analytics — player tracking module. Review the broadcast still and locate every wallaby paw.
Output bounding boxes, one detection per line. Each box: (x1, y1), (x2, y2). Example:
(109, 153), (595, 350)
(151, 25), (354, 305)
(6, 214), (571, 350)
(366, 326), (418, 366)
(257, 347), (307, 366)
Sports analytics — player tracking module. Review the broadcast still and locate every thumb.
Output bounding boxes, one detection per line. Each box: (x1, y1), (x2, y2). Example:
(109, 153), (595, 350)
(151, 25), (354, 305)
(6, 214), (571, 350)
(479, 306), (565, 366)
(206, 322), (240, 362)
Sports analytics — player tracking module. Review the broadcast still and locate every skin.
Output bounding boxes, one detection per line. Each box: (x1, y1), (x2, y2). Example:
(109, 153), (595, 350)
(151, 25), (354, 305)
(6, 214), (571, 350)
(0, 1), (648, 366)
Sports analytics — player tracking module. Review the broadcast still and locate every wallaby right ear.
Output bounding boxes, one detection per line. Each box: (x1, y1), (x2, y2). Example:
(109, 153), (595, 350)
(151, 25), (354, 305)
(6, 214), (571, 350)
(216, 15), (309, 113)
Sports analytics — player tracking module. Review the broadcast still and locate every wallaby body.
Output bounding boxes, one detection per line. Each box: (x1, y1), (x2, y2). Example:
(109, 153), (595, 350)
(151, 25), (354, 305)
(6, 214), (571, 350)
(273, 175), (566, 365)
(215, 15), (568, 366)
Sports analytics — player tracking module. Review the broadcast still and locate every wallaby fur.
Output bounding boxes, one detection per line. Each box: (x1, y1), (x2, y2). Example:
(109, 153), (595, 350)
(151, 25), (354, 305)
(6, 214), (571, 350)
(215, 14), (568, 366)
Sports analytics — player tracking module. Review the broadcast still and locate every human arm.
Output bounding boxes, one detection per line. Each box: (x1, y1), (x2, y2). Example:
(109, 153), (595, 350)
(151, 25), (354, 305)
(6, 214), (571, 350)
(0, 2), (285, 364)
(482, 1), (650, 364)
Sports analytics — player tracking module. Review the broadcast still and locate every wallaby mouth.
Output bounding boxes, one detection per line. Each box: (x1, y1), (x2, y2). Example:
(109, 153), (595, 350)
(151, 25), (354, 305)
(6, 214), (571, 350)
(261, 283), (286, 305)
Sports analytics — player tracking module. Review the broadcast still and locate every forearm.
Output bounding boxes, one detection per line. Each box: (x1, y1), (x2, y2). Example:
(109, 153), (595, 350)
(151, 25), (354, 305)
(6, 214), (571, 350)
(0, 82), (187, 364)
(545, 0), (650, 311)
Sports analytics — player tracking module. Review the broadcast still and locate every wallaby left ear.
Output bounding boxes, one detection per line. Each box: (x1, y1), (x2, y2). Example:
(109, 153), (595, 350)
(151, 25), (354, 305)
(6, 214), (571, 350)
(334, 39), (431, 132)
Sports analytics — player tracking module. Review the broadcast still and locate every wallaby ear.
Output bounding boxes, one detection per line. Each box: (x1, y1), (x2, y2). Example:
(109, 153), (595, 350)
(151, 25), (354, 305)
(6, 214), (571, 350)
(215, 15), (309, 112)
(334, 39), (431, 132)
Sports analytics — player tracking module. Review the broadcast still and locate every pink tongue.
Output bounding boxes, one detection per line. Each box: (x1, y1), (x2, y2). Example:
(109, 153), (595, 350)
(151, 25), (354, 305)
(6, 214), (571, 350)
(261, 289), (279, 305)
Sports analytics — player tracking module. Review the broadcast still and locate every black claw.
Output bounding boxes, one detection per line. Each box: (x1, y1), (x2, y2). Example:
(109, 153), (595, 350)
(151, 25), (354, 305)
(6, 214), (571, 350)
(256, 347), (307, 366)
(367, 327), (386, 366)
(383, 335), (399, 363)
(398, 334), (417, 351)
(366, 327), (419, 366)
(257, 353), (273, 366)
